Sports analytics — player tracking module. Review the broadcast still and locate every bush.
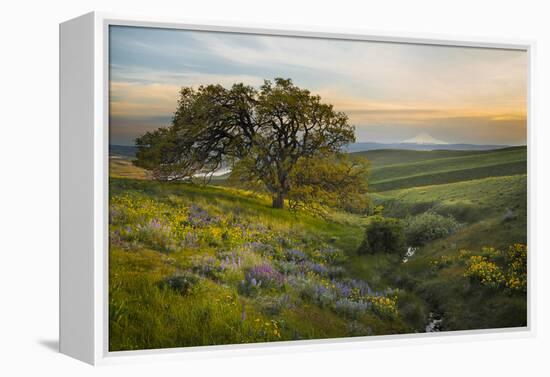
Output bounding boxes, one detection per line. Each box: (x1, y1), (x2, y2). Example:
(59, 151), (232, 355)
(396, 290), (428, 330)
(505, 243), (527, 292)
(239, 264), (285, 296)
(160, 272), (200, 295)
(405, 211), (461, 247)
(366, 295), (399, 319)
(459, 244), (526, 293)
(357, 216), (405, 255)
(334, 298), (371, 319)
(464, 255), (505, 289)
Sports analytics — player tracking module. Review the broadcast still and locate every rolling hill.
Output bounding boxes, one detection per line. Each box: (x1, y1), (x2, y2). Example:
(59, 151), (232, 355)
(356, 146), (526, 192)
(345, 142), (510, 153)
(108, 142), (528, 347)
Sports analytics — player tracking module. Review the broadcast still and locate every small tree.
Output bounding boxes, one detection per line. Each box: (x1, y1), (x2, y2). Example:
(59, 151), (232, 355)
(135, 78), (362, 209)
(358, 216), (405, 255)
(287, 154), (370, 215)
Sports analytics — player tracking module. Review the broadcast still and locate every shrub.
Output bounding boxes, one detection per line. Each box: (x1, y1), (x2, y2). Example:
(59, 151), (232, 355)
(505, 243), (527, 292)
(285, 248), (307, 262)
(404, 211), (461, 247)
(334, 298), (371, 319)
(459, 244), (526, 293)
(289, 276), (336, 307)
(396, 290), (427, 331)
(160, 272), (200, 295)
(239, 264), (284, 296)
(464, 255), (505, 289)
(246, 264), (284, 288)
(357, 216), (405, 255)
(366, 295), (399, 319)
(312, 245), (347, 265)
(257, 294), (293, 315)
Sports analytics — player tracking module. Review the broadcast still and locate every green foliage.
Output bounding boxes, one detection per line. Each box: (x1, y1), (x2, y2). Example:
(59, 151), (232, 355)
(357, 216), (405, 255)
(404, 211), (461, 247)
(366, 295), (399, 319)
(348, 148), (527, 333)
(505, 244), (527, 292)
(286, 154), (371, 215)
(372, 174), (527, 237)
(464, 255), (505, 289)
(395, 290), (429, 331)
(134, 78), (358, 209)
(160, 272), (200, 295)
(458, 244), (527, 293)
(506, 244), (527, 292)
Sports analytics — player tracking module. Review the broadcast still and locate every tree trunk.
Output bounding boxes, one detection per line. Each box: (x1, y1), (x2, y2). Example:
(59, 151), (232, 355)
(272, 192), (285, 209)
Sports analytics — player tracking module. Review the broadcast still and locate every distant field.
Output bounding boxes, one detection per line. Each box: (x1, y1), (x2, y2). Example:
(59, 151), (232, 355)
(353, 148), (492, 167)
(358, 146), (526, 192)
(109, 155), (150, 180)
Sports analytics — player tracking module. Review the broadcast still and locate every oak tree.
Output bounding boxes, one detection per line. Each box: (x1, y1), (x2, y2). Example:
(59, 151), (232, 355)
(135, 78), (363, 209)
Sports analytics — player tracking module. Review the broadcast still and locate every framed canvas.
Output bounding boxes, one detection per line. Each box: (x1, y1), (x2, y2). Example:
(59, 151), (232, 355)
(59, 12), (535, 365)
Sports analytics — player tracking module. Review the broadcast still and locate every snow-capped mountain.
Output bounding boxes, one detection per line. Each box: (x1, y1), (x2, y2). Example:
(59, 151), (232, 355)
(402, 133), (449, 145)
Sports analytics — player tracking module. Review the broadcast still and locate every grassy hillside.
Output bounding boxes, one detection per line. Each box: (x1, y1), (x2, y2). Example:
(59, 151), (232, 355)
(373, 174), (527, 224)
(109, 145), (527, 350)
(360, 146), (526, 192)
(353, 148), (491, 167)
(109, 178), (410, 351)
(370, 173), (527, 330)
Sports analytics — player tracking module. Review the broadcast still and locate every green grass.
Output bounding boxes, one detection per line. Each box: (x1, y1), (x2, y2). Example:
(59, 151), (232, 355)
(109, 177), (408, 351)
(353, 148), (497, 168)
(373, 174), (527, 224)
(371, 173), (527, 331)
(109, 145), (528, 350)
(363, 146), (526, 191)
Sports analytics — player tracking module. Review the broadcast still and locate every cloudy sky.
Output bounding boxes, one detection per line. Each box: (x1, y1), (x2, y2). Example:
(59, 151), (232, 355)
(109, 25), (528, 146)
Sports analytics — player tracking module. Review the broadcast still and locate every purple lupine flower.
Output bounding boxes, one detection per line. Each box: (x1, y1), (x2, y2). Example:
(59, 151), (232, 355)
(246, 264), (284, 289)
(286, 248), (307, 262)
(187, 204), (220, 227)
(332, 280), (353, 298)
(334, 298), (371, 319)
(149, 218), (162, 229)
(304, 261), (329, 276)
(349, 279), (372, 296)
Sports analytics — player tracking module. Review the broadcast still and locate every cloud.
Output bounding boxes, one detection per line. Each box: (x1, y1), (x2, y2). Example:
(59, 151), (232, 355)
(192, 32), (527, 107)
(110, 72), (265, 119)
(108, 26), (528, 145)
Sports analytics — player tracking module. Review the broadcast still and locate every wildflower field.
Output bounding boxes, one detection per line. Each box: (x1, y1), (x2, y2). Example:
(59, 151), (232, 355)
(109, 146), (527, 351)
(109, 178), (406, 351)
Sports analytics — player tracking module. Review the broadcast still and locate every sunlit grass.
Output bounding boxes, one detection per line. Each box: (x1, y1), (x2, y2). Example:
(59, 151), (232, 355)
(109, 177), (407, 351)
(109, 147), (528, 350)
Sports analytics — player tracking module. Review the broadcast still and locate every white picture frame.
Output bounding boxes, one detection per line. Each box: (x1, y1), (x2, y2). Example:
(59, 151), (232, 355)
(59, 11), (536, 365)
